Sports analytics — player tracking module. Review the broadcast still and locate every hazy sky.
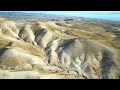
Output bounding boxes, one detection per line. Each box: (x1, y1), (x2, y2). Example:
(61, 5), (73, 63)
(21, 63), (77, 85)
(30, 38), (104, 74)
(1, 11), (120, 21)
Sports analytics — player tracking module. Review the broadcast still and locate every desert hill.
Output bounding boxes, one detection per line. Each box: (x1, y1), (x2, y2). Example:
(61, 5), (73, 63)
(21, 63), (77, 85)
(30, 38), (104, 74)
(0, 13), (120, 79)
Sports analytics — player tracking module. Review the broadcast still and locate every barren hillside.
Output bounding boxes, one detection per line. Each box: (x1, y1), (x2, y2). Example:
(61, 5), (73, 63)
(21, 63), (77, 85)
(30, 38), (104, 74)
(0, 13), (120, 79)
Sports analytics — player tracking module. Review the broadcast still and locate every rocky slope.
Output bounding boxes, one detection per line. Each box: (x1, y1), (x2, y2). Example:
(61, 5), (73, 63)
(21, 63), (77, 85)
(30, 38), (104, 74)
(0, 17), (120, 79)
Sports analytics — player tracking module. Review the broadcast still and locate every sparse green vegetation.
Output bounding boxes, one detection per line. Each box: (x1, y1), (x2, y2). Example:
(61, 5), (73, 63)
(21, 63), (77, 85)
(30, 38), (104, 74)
(47, 24), (63, 33)
(56, 22), (69, 28)
(0, 37), (11, 48)
(10, 41), (45, 58)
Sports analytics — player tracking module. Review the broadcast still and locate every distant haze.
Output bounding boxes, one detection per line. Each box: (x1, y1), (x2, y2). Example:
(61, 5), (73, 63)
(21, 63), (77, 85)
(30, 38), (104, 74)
(0, 11), (120, 21)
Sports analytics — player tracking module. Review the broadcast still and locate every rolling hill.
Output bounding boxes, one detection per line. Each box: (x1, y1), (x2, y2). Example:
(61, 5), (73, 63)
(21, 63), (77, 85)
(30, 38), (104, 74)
(0, 12), (120, 79)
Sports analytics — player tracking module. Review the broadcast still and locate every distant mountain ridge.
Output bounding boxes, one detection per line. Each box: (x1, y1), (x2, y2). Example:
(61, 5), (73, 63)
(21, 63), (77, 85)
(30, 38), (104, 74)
(0, 12), (113, 22)
(0, 12), (80, 21)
